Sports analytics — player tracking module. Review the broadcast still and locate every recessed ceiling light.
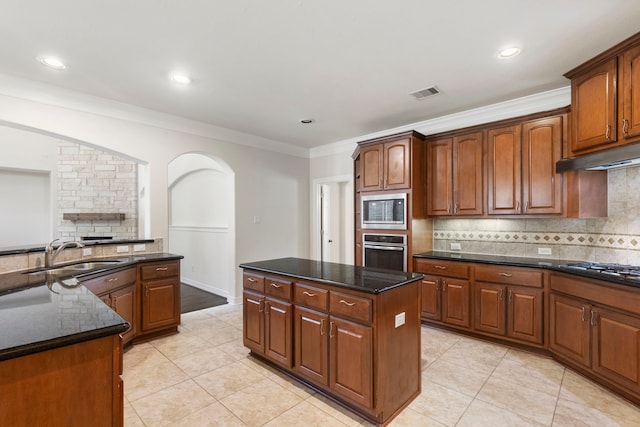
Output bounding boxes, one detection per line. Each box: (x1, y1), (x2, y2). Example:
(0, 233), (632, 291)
(497, 47), (521, 59)
(169, 74), (191, 85)
(300, 118), (314, 124)
(38, 56), (67, 70)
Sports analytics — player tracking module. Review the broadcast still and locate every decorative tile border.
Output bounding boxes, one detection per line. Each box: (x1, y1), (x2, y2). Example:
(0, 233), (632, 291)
(433, 230), (640, 251)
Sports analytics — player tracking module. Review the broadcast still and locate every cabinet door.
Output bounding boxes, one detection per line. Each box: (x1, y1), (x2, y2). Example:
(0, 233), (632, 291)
(474, 282), (506, 335)
(243, 291), (265, 354)
(622, 45), (640, 141)
(522, 116), (563, 215)
(441, 278), (470, 328)
(507, 287), (544, 345)
(549, 293), (590, 367)
(487, 125), (522, 215)
(111, 284), (137, 345)
(420, 276), (442, 321)
(383, 138), (411, 190)
(294, 306), (329, 385)
(329, 316), (373, 409)
(453, 132), (483, 215)
(591, 307), (640, 394)
(571, 58), (618, 153)
(141, 278), (180, 331)
(360, 144), (384, 191)
(265, 297), (292, 367)
(426, 138), (453, 216)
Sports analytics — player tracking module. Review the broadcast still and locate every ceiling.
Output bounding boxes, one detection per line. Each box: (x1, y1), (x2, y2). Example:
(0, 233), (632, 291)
(2, 1), (640, 149)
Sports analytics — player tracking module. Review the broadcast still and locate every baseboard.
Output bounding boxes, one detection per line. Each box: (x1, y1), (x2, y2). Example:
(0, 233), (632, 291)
(180, 278), (241, 305)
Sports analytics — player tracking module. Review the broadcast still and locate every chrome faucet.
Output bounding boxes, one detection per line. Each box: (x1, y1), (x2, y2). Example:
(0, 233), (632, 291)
(44, 239), (84, 268)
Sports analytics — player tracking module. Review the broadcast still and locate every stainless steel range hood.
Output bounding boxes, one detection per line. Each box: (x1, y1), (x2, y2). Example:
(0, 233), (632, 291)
(556, 142), (640, 172)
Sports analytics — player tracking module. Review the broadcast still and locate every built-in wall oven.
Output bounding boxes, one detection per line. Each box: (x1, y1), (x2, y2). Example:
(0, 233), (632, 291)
(362, 233), (407, 272)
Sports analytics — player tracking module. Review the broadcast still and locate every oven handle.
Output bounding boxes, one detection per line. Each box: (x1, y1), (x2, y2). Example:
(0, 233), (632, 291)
(363, 245), (405, 251)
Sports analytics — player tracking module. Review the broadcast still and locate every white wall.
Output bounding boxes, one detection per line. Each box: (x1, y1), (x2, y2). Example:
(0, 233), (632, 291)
(0, 86), (310, 301)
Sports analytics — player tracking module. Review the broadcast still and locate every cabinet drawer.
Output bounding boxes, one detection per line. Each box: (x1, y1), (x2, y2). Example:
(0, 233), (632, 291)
(264, 276), (292, 301)
(294, 282), (328, 312)
(475, 265), (543, 288)
(140, 261), (179, 280)
(413, 259), (470, 279)
(330, 291), (372, 324)
(82, 268), (136, 296)
(243, 272), (265, 293)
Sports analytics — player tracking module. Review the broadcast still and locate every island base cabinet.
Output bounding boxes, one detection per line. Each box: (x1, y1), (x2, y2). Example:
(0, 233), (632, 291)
(330, 316), (373, 409)
(243, 291), (265, 354)
(0, 335), (123, 427)
(265, 298), (293, 368)
(294, 306), (329, 385)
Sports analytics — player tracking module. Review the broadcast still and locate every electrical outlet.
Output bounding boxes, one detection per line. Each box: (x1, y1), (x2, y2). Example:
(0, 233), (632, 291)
(538, 247), (552, 255)
(395, 312), (406, 328)
(82, 248), (92, 256)
(133, 244), (146, 252)
(116, 245), (129, 253)
(451, 242), (462, 251)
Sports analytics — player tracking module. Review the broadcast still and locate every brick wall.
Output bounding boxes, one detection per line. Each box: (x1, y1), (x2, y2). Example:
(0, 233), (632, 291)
(57, 142), (138, 240)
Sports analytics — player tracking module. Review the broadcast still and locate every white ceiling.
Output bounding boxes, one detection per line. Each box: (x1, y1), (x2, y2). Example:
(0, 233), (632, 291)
(2, 1), (640, 149)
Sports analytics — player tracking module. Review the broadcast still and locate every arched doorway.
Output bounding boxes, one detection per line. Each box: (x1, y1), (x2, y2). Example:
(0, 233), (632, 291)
(167, 153), (237, 303)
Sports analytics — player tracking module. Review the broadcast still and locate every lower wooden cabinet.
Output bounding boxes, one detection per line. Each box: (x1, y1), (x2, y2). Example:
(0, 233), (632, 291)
(139, 261), (181, 335)
(243, 271), (421, 426)
(549, 293), (591, 366)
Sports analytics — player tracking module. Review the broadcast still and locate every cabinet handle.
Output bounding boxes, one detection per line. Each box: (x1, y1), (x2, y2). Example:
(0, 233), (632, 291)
(339, 299), (356, 307)
(435, 265), (447, 270)
(498, 272), (513, 277)
(320, 319), (325, 336)
(447, 204), (452, 214)
(270, 283), (282, 288)
(454, 204), (458, 214)
(329, 321), (335, 338)
(623, 119), (629, 136)
(113, 297), (117, 310)
(590, 310), (597, 326)
(247, 277), (257, 283)
(524, 201), (529, 212)
(499, 289), (504, 301)
(145, 285), (148, 297)
(107, 277), (119, 283)
(516, 201), (520, 212)
(265, 301), (270, 315)
(441, 281), (446, 291)
(606, 125), (611, 139)
(303, 291), (316, 297)
(581, 306), (586, 322)
(259, 300), (264, 313)
(155, 267), (168, 271)
(508, 290), (513, 302)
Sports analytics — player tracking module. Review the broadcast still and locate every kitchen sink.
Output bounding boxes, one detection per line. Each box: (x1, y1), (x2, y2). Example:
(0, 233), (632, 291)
(24, 260), (124, 276)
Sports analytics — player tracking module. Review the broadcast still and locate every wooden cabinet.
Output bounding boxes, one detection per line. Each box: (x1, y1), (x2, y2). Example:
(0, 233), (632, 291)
(360, 138), (410, 192)
(487, 115), (563, 215)
(82, 267), (138, 345)
(565, 31), (640, 155)
(242, 269), (421, 425)
(139, 260), (181, 335)
(414, 259), (471, 328)
(242, 273), (293, 368)
(550, 272), (640, 401)
(427, 132), (483, 216)
(0, 334), (123, 427)
(474, 265), (545, 346)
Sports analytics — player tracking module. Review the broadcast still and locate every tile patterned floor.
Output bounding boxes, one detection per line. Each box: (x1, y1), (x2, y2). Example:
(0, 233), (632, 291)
(124, 304), (640, 426)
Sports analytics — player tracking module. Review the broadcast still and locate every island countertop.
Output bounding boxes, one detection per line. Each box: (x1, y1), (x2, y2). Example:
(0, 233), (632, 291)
(0, 252), (183, 361)
(239, 257), (423, 294)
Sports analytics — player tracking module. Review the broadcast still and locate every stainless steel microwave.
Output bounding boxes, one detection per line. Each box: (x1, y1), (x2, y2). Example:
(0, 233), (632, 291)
(361, 193), (407, 230)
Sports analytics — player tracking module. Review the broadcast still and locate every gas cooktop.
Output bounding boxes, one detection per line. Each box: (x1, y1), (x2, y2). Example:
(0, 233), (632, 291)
(559, 262), (640, 281)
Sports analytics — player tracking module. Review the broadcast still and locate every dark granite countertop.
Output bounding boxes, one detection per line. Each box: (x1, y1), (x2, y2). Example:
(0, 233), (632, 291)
(239, 257), (423, 294)
(414, 251), (640, 289)
(0, 252), (183, 361)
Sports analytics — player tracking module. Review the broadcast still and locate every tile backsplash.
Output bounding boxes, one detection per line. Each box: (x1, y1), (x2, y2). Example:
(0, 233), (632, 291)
(434, 165), (640, 265)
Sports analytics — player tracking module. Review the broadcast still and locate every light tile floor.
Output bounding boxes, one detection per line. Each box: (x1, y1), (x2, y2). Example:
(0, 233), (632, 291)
(124, 304), (640, 426)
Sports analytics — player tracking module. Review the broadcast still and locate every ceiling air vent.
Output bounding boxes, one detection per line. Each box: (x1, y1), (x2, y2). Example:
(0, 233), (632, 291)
(409, 86), (441, 100)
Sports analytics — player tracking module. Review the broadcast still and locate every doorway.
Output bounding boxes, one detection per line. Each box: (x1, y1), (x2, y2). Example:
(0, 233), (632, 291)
(312, 175), (353, 264)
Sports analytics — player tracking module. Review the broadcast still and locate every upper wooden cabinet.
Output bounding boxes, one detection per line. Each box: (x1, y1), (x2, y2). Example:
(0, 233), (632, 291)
(487, 115), (563, 215)
(358, 131), (425, 193)
(427, 131), (483, 216)
(565, 31), (640, 156)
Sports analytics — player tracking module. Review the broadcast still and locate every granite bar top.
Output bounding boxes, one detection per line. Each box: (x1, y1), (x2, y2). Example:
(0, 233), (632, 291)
(414, 251), (640, 289)
(239, 257), (423, 294)
(0, 252), (183, 361)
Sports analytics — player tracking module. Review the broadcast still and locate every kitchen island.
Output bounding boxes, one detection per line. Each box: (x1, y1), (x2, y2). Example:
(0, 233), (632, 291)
(240, 257), (423, 426)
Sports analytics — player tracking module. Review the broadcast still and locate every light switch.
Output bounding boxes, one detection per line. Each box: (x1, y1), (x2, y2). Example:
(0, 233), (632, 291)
(395, 312), (406, 328)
